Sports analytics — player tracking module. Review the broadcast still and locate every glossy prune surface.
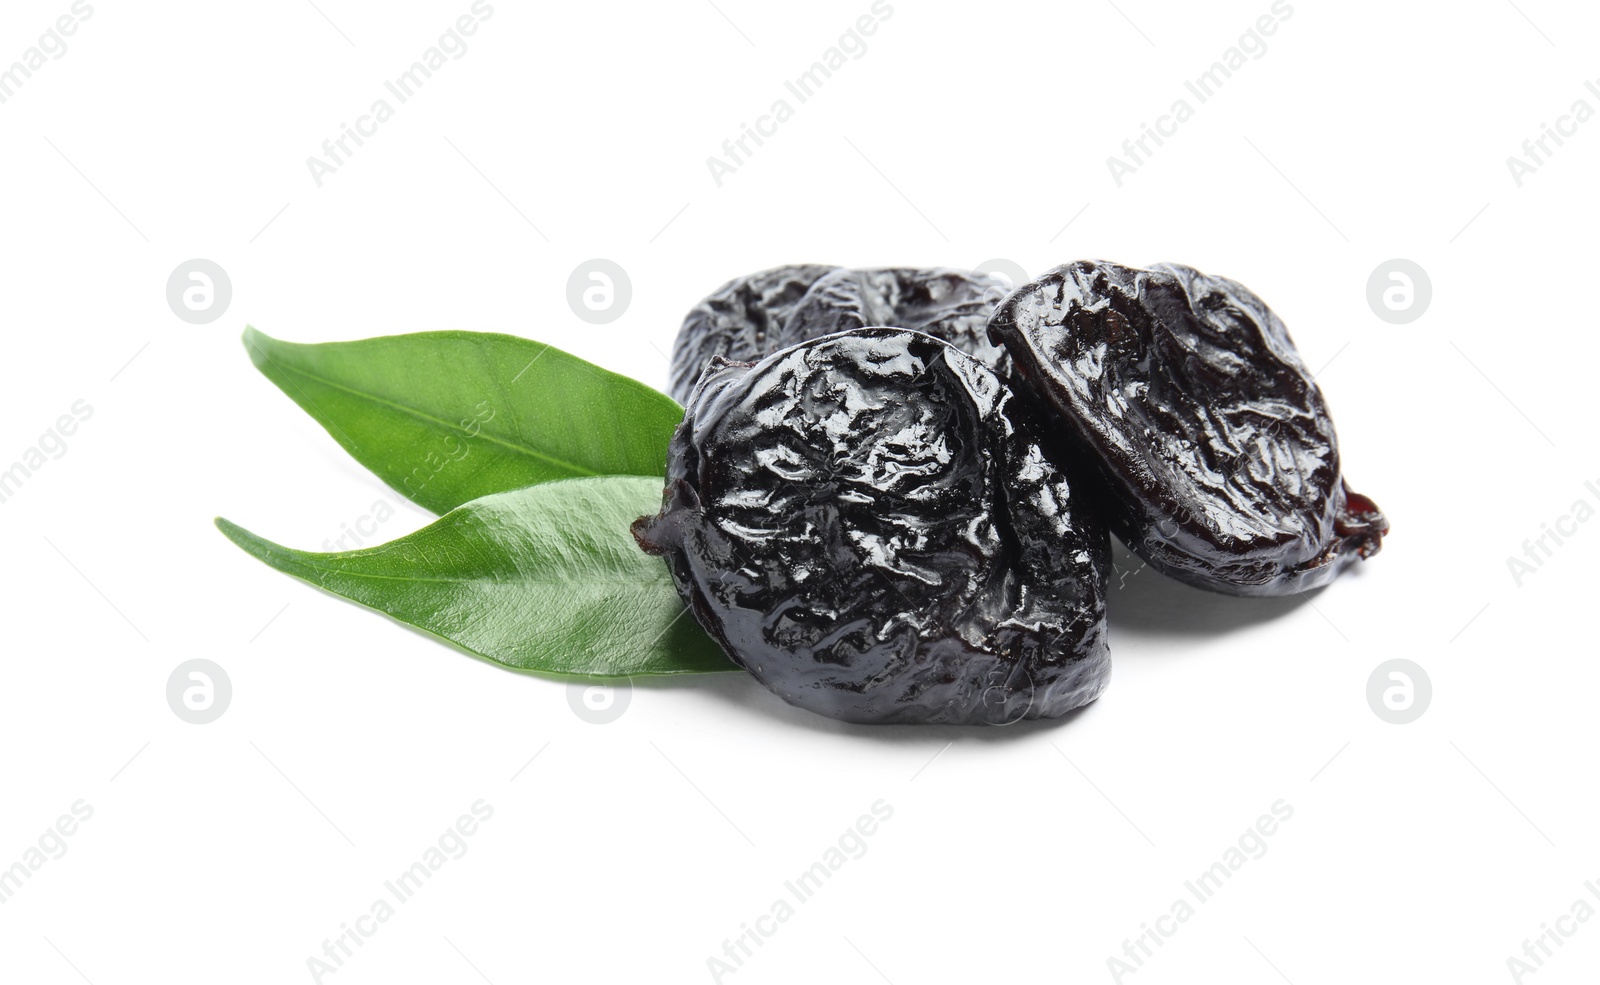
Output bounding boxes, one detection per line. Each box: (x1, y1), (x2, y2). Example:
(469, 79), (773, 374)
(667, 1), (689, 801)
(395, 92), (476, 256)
(667, 264), (840, 403)
(634, 328), (1110, 725)
(988, 260), (1386, 597)
(781, 267), (1012, 375)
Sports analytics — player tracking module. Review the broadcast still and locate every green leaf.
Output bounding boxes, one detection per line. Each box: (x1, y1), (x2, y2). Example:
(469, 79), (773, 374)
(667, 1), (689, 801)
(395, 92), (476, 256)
(215, 476), (735, 679)
(242, 327), (683, 515)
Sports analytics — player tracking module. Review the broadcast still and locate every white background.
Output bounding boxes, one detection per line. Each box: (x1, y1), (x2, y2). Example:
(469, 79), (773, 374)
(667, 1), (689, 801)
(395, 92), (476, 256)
(1, 0), (1596, 982)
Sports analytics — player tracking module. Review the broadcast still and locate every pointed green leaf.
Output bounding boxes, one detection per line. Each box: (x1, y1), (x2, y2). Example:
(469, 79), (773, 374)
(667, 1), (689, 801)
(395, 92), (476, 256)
(216, 476), (734, 679)
(243, 327), (682, 515)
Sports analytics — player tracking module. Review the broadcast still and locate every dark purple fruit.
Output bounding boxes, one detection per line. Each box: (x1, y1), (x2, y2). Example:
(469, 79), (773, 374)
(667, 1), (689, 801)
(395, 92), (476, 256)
(781, 267), (1012, 374)
(987, 260), (1387, 597)
(633, 328), (1110, 725)
(667, 264), (840, 403)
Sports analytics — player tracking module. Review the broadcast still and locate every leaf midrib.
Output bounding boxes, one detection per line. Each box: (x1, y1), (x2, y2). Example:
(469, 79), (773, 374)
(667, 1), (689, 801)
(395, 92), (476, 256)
(275, 360), (615, 478)
(279, 560), (672, 587)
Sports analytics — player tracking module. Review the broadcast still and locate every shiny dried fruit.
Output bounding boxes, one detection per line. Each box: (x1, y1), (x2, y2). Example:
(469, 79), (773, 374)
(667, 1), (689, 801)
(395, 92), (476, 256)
(668, 267), (1016, 404)
(988, 260), (1387, 597)
(667, 264), (840, 403)
(633, 328), (1110, 725)
(782, 267), (1012, 375)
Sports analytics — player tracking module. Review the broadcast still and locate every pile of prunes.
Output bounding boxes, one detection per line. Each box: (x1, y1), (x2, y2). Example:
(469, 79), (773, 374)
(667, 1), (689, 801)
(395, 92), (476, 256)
(634, 263), (1388, 726)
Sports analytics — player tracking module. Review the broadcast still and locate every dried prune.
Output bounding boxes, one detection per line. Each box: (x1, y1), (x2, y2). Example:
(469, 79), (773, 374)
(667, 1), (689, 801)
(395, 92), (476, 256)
(667, 264), (840, 403)
(669, 267), (1014, 404)
(987, 260), (1387, 597)
(781, 267), (1012, 374)
(633, 328), (1110, 725)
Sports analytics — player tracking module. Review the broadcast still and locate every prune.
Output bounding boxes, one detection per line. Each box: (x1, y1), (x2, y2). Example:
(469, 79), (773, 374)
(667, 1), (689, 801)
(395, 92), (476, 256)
(987, 260), (1387, 597)
(668, 267), (1015, 404)
(633, 328), (1110, 725)
(667, 264), (840, 403)
(781, 267), (1012, 374)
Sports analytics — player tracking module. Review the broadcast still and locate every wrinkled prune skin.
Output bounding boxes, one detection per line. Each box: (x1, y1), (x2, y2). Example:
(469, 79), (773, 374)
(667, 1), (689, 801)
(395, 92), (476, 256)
(634, 328), (1110, 725)
(781, 268), (1013, 375)
(667, 265), (841, 404)
(988, 260), (1387, 597)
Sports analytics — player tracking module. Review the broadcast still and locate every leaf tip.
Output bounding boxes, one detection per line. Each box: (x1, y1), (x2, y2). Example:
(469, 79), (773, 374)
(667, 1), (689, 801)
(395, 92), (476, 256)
(214, 516), (275, 558)
(241, 326), (276, 369)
